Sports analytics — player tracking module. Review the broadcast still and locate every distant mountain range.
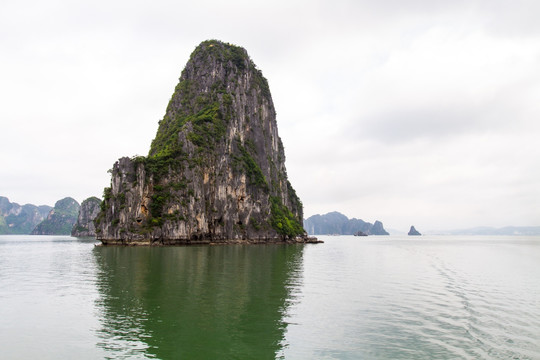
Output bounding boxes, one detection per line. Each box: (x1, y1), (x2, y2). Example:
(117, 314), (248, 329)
(1, 196), (81, 235)
(304, 211), (389, 235)
(0, 196), (52, 234)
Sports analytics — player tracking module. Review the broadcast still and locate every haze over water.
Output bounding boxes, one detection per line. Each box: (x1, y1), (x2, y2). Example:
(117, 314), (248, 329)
(1, 235), (539, 359)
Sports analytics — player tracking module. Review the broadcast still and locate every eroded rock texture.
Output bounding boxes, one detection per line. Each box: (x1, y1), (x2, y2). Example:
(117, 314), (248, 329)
(96, 40), (309, 245)
(72, 196), (101, 237)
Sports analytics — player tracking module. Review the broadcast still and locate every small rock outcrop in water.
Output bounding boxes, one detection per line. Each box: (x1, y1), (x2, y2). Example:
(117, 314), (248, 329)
(0, 196), (52, 234)
(95, 40), (316, 245)
(71, 197), (101, 237)
(408, 226), (421, 236)
(354, 230), (368, 236)
(31, 197), (80, 235)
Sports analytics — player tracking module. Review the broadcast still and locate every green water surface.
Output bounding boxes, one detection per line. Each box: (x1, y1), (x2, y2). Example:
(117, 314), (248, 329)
(93, 244), (304, 359)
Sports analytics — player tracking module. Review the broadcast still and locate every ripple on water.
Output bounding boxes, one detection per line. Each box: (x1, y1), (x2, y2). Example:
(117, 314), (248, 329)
(280, 236), (540, 359)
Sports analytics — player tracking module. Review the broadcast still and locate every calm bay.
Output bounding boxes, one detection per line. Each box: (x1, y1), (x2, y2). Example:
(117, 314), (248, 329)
(1, 235), (539, 359)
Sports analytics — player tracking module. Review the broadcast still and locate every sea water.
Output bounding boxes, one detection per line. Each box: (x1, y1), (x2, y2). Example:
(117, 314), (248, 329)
(0, 235), (539, 359)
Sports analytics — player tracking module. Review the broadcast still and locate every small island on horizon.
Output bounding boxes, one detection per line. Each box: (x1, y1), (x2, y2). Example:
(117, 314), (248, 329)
(408, 226), (422, 236)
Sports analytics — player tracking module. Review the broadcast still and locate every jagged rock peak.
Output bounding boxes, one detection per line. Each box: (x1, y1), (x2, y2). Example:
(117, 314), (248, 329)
(96, 40), (316, 245)
(72, 196), (101, 237)
(149, 40), (272, 159)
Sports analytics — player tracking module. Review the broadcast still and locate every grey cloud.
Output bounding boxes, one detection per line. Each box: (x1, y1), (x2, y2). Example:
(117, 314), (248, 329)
(345, 76), (538, 144)
(352, 105), (494, 143)
(477, 0), (540, 37)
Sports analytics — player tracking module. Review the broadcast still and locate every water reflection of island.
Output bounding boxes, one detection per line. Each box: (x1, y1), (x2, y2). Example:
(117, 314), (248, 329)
(93, 244), (304, 359)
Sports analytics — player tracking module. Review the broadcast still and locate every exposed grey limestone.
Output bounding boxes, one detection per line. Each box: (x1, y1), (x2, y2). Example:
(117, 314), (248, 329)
(72, 197), (101, 237)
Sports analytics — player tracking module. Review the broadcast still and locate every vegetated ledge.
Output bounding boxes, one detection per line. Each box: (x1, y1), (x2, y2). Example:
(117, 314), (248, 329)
(97, 236), (322, 246)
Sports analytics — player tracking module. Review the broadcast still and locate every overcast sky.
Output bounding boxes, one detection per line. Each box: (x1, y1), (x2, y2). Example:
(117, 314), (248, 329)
(1, 0), (539, 231)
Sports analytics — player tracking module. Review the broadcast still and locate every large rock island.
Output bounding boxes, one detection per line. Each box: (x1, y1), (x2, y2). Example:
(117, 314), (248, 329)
(95, 40), (314, 245)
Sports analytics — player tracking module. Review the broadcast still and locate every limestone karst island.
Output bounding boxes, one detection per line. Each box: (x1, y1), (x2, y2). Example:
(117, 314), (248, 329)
(95, 40), (318, 245)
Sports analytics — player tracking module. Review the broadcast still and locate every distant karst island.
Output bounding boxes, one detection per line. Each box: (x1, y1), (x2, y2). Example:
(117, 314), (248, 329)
(304, 211), (389, 236)
(31, 197), (80, 235)
(408, 226), (421, 236)
(94, 40), (318, 245)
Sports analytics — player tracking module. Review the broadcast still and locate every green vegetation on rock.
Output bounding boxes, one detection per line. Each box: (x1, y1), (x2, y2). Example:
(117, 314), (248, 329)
(31, 197), (80, 235)
(270, 196), (304, 238)
(234, 139), (269, 191)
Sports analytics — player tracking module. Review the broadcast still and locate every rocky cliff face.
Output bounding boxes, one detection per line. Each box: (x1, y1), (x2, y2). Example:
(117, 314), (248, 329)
(0, 196), (52, 234)
(71, 197), (101, 237)
(31, 197), (80, 235)
(95, 40), (310, 245)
